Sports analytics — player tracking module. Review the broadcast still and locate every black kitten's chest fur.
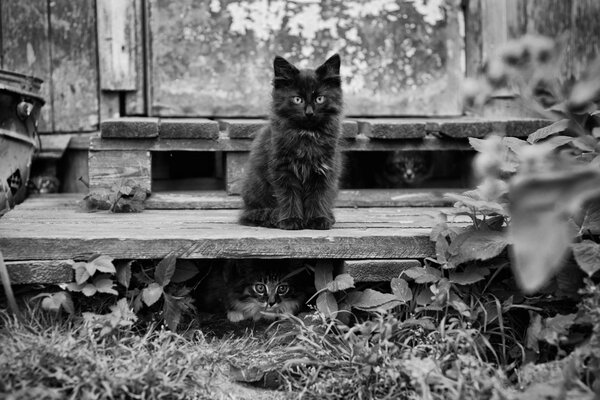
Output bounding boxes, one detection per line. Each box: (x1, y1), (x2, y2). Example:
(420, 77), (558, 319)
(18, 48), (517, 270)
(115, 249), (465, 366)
(240, 54), (343, 230)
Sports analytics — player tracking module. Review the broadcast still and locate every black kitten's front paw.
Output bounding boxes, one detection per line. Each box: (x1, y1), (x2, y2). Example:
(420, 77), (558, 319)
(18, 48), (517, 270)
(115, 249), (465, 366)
(305, 216), (334, 230)
(277, 217), (304, 230)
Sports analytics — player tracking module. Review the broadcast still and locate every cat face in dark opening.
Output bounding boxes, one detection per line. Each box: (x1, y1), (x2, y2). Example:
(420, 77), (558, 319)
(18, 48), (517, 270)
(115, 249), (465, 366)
(271, 54), (343, 130)
(388, 152), (433, 185)
(227, 266), (306, 323)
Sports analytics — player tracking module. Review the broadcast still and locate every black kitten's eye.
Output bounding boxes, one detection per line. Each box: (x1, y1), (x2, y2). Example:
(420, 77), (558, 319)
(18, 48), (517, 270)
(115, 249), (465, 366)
(276, 284), (289, 295)
(254, 283), (266, 294)
(315, 95), (325, 104)
(292, 96), (304, 104)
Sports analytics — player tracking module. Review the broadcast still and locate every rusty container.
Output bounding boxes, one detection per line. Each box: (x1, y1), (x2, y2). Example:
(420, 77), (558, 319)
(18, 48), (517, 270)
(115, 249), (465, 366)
(0, 70), (45, 216)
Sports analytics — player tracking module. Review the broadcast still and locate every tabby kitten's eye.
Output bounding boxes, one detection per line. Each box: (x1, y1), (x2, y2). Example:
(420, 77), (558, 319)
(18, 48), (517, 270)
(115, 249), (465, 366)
(292, 96), (304, 104)
(254, 283), (266, 294)
(315, 95), (325, 104)
(276, 284), (289, 295)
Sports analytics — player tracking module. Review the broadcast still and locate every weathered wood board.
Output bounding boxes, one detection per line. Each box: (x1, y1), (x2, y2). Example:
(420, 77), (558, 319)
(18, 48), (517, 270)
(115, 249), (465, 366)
(225, 152), (248, 195)
(6, 260), (73, 284)
(149, 0), (463, 117)
(125, 0), (147, 115)
(1, 1), (53, 132)
(88, 150), (151, 191)
(97, 0), (137, 91)
(341, 259), (421, 282)
(49, 0), (99, 131)
(0, 205), (469, 261)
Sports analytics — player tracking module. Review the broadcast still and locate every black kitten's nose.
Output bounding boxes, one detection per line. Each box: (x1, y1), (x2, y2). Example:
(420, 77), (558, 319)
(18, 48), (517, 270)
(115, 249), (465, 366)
(305, 105), (314, 116)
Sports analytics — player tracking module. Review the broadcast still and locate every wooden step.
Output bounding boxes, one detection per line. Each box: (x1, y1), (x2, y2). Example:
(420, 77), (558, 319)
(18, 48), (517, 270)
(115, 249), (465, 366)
(0, 196), (469, 262)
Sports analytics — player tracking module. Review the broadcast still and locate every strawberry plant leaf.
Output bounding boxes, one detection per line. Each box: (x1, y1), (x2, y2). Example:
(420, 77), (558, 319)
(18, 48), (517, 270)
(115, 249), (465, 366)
(74, 264), (91, 285)
(163, 293), (183, 331)
(390, 277), (412, 302)
(155, 253), (177, 287)
(142, 283), (163, 306)
(572, 240), (600, 277)
(325, 274), (355, 293)
(346, 289), (401, 311)
(171, 260), (200, 283)
(316, 291), (338, 318)
(59, 292), (75, 314)
(448, 229), (508, 266)
(93, 278), (118, 295)
(527, 119), (571, 143)
(449, 265), (490, 285)
(580, 201), (600, 235)
(403, 266), (441, 284)
(90, 255), (116, 274)
(115, 260), (133, 288)
(81, 284), (98, 297)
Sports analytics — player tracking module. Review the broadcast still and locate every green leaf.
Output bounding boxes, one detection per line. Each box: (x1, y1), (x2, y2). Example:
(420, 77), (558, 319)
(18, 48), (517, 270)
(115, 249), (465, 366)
(74, 263), (91, 285)
(572, 240), (600, 277)
(40, 292), (74, 314)
(94, 278), (118, 295)
(115, 260), (133, 288)
(527, 119), (571, 143)
(580, 201), (600, 235)
(449, 265), (490, 285)
(325, 274), (355, 292)
(316, 291), (338, 318)
(448, 229), (508, 266)
(81, 284), (98, 297)
(163, 293), (183, 331)
(142, 283), (164, 306)
(402, 266), (442, 284)
(155, 253), (177, 287)
(89, 255), (116, 274)
(171, 260), (200, 283)
(509, 168), (600, 292)
(345, 289), (401, 311)
(390, 277), (412, 302)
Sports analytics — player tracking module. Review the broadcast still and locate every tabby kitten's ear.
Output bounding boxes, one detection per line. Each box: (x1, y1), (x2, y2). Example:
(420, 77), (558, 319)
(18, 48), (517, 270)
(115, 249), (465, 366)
(316, 54), (341, 86)
(273, 56), (299, 87)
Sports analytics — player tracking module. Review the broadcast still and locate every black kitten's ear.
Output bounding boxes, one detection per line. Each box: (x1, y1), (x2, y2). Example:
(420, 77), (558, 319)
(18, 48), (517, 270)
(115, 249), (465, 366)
(316, 54), (341, 85)
(273, 56), (299, 79)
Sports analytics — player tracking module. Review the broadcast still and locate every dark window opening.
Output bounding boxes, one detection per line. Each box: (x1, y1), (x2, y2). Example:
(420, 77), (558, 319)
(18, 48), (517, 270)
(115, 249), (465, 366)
(152, 151), (224, 192)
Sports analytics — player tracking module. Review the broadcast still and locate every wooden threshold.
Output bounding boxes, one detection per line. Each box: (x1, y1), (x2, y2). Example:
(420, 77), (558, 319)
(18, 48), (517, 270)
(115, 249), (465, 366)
(0, 197), (469, 261)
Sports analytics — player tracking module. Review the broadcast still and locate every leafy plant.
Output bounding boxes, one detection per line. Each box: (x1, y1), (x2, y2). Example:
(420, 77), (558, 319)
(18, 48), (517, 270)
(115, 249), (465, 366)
(81, 179), (150, 213)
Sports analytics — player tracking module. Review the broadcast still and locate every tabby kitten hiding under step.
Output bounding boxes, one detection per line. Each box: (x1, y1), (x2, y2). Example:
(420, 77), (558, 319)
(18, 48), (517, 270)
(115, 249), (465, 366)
(376, 151), (434, 188)
(239, 54), (343, 230)
(196, 260), (309, 323)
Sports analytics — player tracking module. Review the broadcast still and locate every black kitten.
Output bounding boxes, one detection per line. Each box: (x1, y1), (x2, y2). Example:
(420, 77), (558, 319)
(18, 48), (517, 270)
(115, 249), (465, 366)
(239, 54), (344, 230)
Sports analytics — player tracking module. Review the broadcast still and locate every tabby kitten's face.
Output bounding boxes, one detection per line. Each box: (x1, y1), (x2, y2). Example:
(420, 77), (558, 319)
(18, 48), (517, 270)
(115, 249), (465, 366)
(227, 266), (306, 323)
(271, 54), (342, 131)
(387, 152), (433, 186)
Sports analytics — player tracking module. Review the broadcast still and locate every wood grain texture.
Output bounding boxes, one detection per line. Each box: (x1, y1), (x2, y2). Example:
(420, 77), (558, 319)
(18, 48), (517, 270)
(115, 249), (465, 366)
(464, 0), (483, 77)
(125, 0), (146, 114)
(159, 119), (219, 139)
(49, 0), (99, 131)
(225, 152), (248, 195)
(436, 118), (550, 138)
(342, 259), (421, 282)
(6, 260), (73, 284)
(97, 0), (137, 90)
(1, 1), (52, 131)
(89, 150), (151, 191)
(58, 150), (89, 193)
(0, 206), (469, 260)
(101, 117), (159, 138)
(357, 119), (427, 139)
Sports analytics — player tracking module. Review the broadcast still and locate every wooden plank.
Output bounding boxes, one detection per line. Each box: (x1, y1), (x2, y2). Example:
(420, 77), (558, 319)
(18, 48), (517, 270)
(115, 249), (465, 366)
(159, 118), (219, 139)
(570, 0), (600, 80)
(219, 119), (267, 139)
(0, 207), (459, 260)
(101, 117), (159, 138)
(357, 119), (427, 139)
(225, 152), (248, 195)
(89, 150), (151, 191)
(436, 118), (550, 138)
(97, 0), (137, 90)
(59, 150), (89, 193)
(481, 0), (508, 64)
(125, 0), (146, 114)
(38, 134), (72, 159)
(99, 92), (121, 126)
(1, 1), (53, 132)
(464, 0), (483, 77)
(6, 260), (73, 284)
(341, 259), (421, 282)
(49, 0), (99, 131)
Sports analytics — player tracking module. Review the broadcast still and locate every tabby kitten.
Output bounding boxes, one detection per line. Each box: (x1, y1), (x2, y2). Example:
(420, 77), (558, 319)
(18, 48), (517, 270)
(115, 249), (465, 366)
(196, 260), (308, 323)
(239, 54), (343, 230)
(376, 151), (434, 187)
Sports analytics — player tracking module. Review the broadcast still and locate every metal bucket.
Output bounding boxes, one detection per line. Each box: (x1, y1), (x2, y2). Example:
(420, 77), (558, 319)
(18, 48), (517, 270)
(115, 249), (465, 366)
(0, 70), (45, 215)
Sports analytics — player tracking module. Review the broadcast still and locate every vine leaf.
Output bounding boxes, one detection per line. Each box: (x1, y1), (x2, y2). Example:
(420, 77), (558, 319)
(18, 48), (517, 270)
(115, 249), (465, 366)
(142, 283), (164, 306)
(155, 253), (177, 287)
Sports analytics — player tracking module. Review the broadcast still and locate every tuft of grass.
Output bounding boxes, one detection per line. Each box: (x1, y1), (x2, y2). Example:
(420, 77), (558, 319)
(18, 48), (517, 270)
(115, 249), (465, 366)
(0, 305), (288, 400)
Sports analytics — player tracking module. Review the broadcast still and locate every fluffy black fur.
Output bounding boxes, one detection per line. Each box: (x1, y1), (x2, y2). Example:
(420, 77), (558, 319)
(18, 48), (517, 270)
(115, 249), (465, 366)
(239, 54), (344, 230)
